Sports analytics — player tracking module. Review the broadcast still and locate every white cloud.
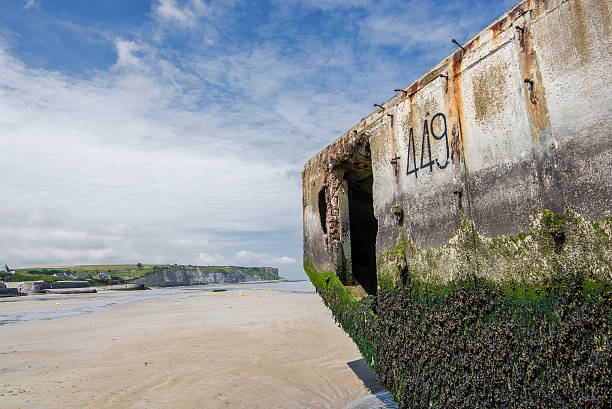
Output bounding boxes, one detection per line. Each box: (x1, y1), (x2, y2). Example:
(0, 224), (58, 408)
(355, 0), (520, 56)
(0, 40), (306, 275)
(235, 251), (297, 266)
(23, 0), (40, 10)
(293, 0), (369, 10)
(0, 1), (387, 279)
(195, 250), (297, 268)
(0, 0), (516, 280)
(113, 39), (144, 68)
(0, 202), (137, 267)
(153, 0), (213, 28)
(154, 0), (194, 27)
(196, 252), (227, 265)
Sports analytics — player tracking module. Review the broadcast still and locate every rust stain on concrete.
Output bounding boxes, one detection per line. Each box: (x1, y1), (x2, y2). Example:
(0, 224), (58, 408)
(450, 49), (467, 162)
(441, 50), (464, 167)
(389, 114), (399, 185)
(491, 17), (507, 45)
(570, 0), (590, 64)
(516, 21), (550, 147)
(515, 9), (563, 212)
(465, 35), (481, 53)
(491, 0), (529, 44)
(407, 82), (419, 105)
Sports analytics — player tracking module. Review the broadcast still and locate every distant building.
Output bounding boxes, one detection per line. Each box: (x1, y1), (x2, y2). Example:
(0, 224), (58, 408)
(77, 273), (92, 280)
(93, 272), (111, 280)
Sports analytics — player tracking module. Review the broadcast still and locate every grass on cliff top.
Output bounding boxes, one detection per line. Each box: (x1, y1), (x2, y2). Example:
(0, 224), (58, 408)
(6, 264), (277, 282)
(1, 272), (72, 283)
(11, 265), (169, 281)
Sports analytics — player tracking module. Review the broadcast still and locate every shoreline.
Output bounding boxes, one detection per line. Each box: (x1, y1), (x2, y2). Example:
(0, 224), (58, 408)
(0, 282), (386, 408)
(0, 278), (294, 297)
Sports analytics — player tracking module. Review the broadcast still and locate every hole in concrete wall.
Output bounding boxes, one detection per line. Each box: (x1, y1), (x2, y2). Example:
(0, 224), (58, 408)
(318, 188), (328, 234)
(342, 145), (378, 295)
(553, 232), (565, 253)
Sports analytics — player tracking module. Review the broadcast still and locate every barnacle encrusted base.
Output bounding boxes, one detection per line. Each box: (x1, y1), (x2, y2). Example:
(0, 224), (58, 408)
(305, 209), (612, 408)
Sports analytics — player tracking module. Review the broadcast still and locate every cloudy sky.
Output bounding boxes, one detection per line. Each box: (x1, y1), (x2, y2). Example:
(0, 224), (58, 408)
(1, 0), (515, 279)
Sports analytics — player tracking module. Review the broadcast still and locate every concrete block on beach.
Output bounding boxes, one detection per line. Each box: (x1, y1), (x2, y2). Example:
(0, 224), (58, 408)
(5, 280), (90, 293)
(0, 282), (26, 297)
(5, 281), (50, 293)
(45, 288), (97, 294)
(49, 281), (89, 289)
(103, 283), (147, 291)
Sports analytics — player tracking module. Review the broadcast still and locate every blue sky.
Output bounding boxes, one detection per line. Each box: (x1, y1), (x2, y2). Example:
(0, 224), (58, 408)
(0, 0), (516, 279)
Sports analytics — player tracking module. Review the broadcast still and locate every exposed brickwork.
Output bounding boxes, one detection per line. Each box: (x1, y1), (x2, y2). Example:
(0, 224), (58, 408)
(318, 131), (371, 254)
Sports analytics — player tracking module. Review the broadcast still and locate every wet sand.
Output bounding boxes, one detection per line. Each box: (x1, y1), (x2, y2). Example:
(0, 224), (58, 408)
(0, 283), (381, 408)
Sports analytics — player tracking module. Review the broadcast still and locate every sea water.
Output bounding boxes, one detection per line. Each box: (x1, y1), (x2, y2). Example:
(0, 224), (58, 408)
(0, 280), (315, 326)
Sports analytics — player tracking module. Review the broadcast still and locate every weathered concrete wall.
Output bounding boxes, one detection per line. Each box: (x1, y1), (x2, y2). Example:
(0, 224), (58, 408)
(303, 0), (612, 287)
(4, 280), (90, 292)
(49, 281), (89, 289)
(0, 281), (22, 297)
(303, 2), (611, 405)
(5, 281), (51, 293)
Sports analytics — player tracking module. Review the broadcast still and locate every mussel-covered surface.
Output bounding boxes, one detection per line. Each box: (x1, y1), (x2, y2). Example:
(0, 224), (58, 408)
(307, 263), (611, 408)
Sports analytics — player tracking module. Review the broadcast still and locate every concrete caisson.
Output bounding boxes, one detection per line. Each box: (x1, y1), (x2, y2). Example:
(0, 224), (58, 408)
(303, 0), (612, 290)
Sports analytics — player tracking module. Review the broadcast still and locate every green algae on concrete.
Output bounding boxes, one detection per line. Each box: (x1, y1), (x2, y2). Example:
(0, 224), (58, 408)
(305, 207), (612, 408)
(306, 252), (612, 408)
(376, 208), (612, 289)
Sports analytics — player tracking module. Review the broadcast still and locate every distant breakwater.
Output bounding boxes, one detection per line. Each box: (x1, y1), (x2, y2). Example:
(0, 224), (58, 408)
(127, 265), (280, 287)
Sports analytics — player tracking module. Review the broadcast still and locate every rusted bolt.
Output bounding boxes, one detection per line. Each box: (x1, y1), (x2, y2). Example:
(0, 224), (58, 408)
(452, 38), (466, 52)
(394, 89), (409, 98)
(390, 155), (401, 165)
(513, 7), (524, 21)
(524, 78), (538, 104)
(439, 74), (449, 94)
(453, 187), (464, 211)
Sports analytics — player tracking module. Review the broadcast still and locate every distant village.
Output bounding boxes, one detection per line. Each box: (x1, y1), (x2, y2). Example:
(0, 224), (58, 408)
(1, 264), (280, 297)
(0, 263), (144, 297)
(2, 264), (111, 280)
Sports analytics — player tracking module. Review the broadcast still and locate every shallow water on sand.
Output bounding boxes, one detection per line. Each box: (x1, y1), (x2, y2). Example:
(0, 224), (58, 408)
(0, 280), (315, 326)
(1, 279), (388, 408)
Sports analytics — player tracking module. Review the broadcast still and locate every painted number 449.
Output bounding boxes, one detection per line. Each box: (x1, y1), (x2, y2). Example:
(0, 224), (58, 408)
(406, 113), (449, 178)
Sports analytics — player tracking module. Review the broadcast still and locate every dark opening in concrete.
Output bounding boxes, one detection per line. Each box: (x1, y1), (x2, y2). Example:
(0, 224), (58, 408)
(318, 187), (328, 234)
(343, 144), (378, 295)
(553, 231), (565, 253)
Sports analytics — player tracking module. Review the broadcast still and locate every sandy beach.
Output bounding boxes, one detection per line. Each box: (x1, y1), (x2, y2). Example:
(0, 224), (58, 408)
(0, 282), (382, 408)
